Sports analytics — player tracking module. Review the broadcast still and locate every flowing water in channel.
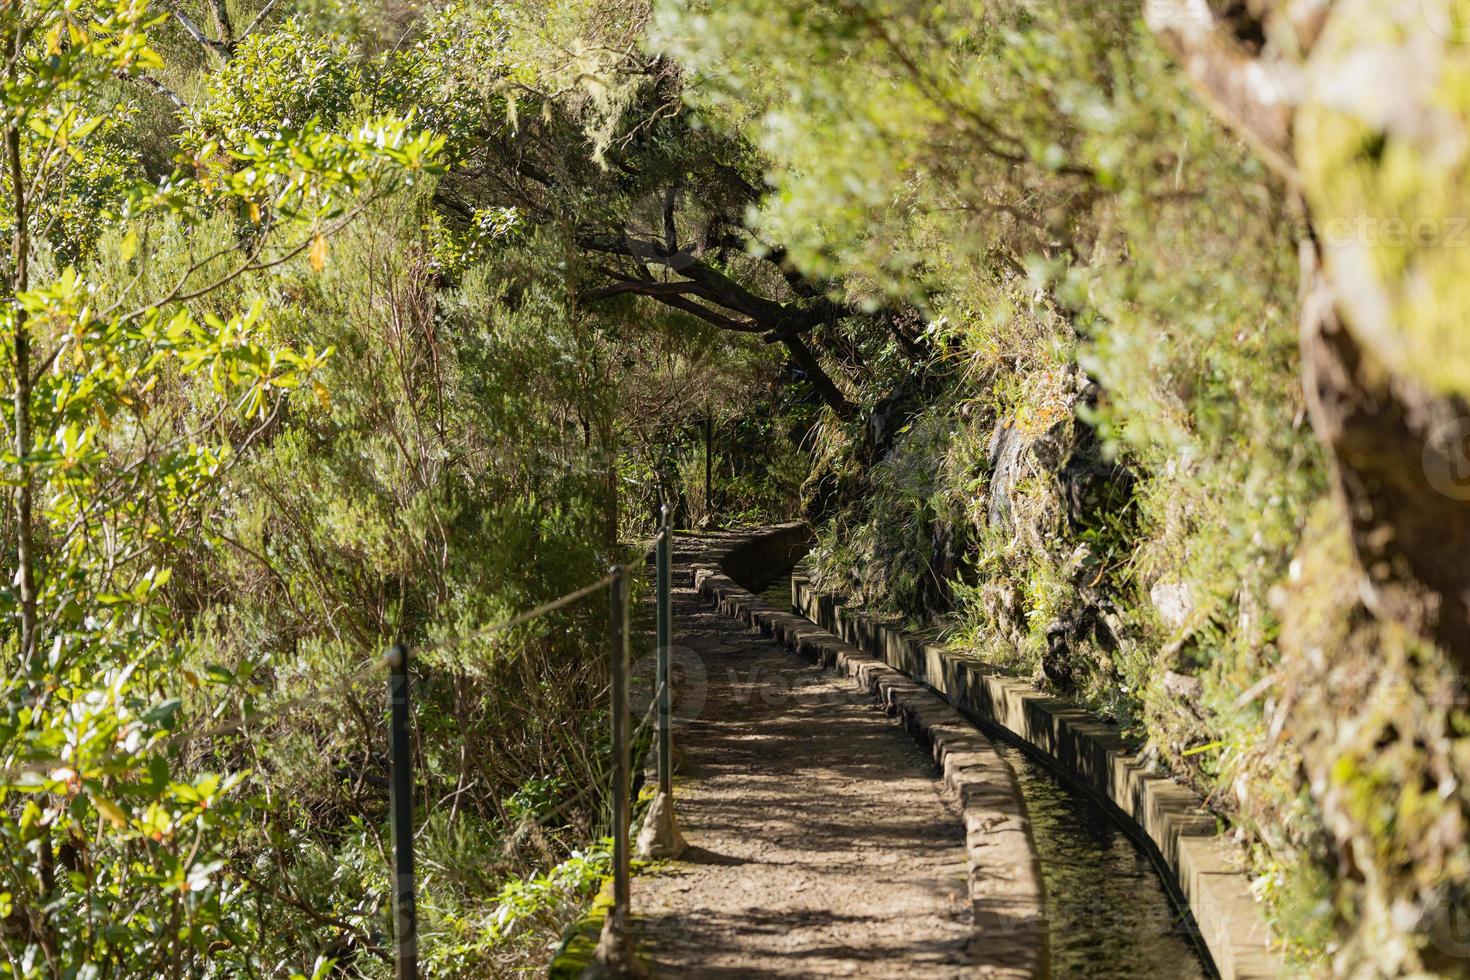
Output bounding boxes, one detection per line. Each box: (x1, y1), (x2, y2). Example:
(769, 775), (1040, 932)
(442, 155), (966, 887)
(757, 572), (1211, 978)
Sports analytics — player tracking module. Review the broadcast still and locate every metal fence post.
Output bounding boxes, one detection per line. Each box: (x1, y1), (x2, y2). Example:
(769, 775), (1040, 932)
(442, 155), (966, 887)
(656, 505), (673, 799)
(609, 565), (631, 914)
(703, 414), (713, 521)
(387, 642), (417, 980)
(591, 565), (646, 977)
(636, 516), (686, 863)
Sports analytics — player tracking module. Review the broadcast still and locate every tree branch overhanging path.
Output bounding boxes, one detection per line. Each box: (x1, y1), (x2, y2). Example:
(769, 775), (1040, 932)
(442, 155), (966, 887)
(427, 81), (937, 420)
(575, 225), (858, 418)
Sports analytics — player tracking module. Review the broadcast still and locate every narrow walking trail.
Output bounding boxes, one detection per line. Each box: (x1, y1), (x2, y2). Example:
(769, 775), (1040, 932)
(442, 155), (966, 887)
(629, 542), (977, 977)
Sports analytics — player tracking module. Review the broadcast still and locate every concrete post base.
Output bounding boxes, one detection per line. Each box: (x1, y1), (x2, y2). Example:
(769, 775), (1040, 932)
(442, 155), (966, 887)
(582, 909), (647, 979)
(635, 789), (687, 860)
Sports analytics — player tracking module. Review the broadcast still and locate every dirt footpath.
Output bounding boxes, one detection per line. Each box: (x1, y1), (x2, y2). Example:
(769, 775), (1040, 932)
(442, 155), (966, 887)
(629, 571), (978, 977)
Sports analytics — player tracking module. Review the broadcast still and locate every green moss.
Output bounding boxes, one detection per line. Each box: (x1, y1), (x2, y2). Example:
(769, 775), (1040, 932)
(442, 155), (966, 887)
(548, 880), (616, 980)
(1297, 0), (1470, 396)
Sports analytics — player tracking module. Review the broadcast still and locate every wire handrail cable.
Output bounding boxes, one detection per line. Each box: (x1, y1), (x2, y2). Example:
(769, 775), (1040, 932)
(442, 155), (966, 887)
(417, 572), (619, 652)
(0, 571), (623, 783)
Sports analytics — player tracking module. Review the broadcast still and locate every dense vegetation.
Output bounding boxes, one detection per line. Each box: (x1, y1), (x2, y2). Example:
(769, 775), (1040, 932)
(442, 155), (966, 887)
(2, 0), (1469, 976)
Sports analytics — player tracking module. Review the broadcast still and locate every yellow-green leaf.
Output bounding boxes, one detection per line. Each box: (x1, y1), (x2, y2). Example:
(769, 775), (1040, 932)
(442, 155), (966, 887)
(308, 233), (328, 272)
(93, 796), (128, 829)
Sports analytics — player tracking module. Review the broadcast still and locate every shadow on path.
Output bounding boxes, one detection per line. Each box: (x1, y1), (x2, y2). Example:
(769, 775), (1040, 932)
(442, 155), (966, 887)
(630, 545), (977, 978)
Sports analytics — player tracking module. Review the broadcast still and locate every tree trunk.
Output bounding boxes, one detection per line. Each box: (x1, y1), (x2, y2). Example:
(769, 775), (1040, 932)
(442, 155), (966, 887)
(7, 24), (34, 670)
(602, 422), (619, 555)
(1299, 239), (1470, 664)
(782, 334), (855, 418)
(1145, 0), (1470, 659)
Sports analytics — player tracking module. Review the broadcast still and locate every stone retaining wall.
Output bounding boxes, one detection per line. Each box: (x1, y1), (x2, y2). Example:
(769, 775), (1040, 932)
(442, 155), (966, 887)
(785, 562), (1284, 980)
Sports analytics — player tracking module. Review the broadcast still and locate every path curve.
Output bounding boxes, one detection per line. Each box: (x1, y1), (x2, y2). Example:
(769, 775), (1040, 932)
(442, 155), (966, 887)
(628, 534), (1017, 977)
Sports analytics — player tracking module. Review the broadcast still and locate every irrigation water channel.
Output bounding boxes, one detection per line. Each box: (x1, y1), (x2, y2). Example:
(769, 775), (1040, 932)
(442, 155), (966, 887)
(757, 571), (1211, 978)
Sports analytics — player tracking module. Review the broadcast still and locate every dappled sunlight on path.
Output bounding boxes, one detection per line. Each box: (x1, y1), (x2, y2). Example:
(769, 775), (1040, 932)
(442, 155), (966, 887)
(630, 554), (977, 977)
